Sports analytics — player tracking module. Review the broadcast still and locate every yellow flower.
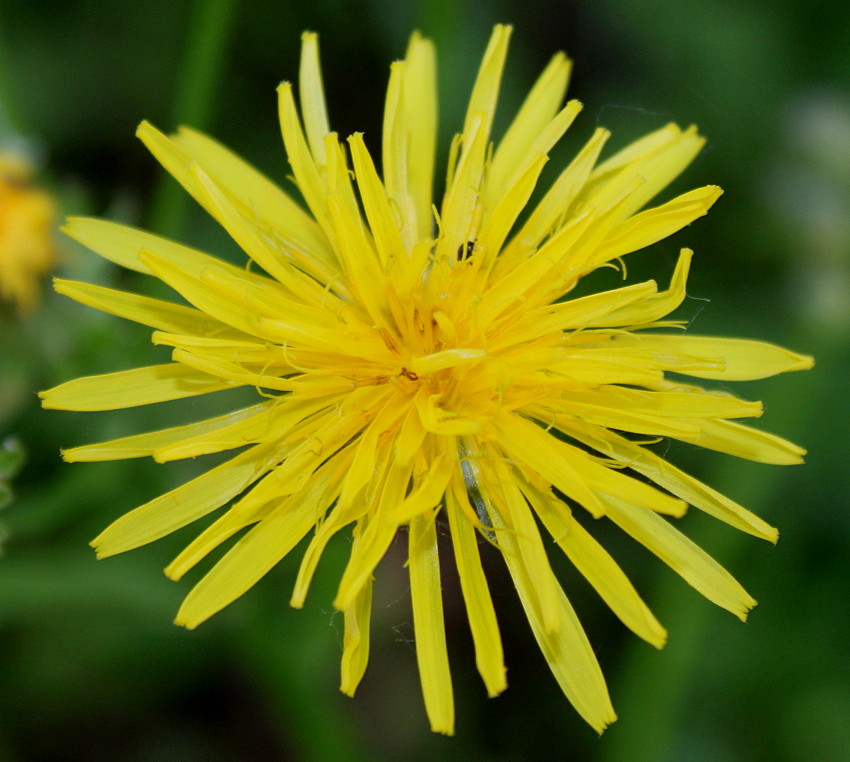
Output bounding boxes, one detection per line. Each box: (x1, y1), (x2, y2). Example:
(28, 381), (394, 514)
(41, 25), (812, 735)
(0, 151), (56, 313)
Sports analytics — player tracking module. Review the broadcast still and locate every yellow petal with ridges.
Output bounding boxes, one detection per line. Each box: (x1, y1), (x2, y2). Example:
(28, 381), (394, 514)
(475, 152), (549, 279)
(567, 420), (779, 541)
(188, 162), (332, 300)
(40, 363), (238, 411)
(409, 511), (454, 736)
(165, 499), (276, 581)
(62, 216), (252, 279)
(601, 248), (692, 327)
(590, 123), (680, 179)
(462, 24), (512, 149)
(500, 413), (686, 518)
(523, 480), (667, 647)
(485, 50), (571, 206)
(298, 32), (331, 165)
(153, 395), (334, 463)
(446, 477), (506, 697)
(348, 132), (405, 267)
(174, 461), (339, 628)
(582, 125), (705, 219)
(502, 126), (609, 263)
(63, 400), (273, 462)
(170, 126), (333, 264)
(485, 456), (562, 634)
(486, 495), (616, 733)
(92, 439), (282, 558)
(611, 335), (815, 381)
(340, 573), (373, 697)
(604, 495), (757, 620)
(381, 61), (418, 253)
(403, 32), (437, 241)
(435, 113), (487, 264)
(53, 278), (233, 337)
(548, 279), (659, 329)
(673, 418), (807, 465)
(593, 185), (723, 266)
(277, 82), (333, 236)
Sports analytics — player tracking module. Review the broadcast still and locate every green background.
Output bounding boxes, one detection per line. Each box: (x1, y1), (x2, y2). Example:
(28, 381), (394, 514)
(1, 0), (848, 759)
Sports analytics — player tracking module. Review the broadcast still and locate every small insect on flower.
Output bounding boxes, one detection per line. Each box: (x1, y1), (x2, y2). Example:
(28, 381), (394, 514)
(41, 26), (812, 735)
(0, 151), (56, 313)
(457, 240), (475, 261)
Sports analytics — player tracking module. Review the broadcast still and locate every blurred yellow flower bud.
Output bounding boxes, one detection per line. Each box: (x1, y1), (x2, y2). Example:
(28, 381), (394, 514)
(0, 152), (56, 313)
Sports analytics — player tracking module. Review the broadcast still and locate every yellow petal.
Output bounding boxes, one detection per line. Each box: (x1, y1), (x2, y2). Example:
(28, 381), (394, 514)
(277, 82), (333, 235)
(173, 461), (337, 628)
(582, 123), (704, 218)
(446, 477), (506, 697)
(40, 363), (237, 411)
(53, 279), (231, 336)
(92, 439), (282, 558)
(390, 439), (456, 524)
(165, 502), (274, 582)
(171, 126), (333, 265)
(603, 495), (757, 620)
(523, 480), (667, 647)
(340, 574), (373, 697)
(502, 126), (609, 261)
(567, 420), (779, 541)
(601, 248), (692, 327)
(484, 456), (562, 634)
(475, 152), (549, 278)
(152, 395), (333, 463)
(402, 32), (437, 241)
(409, 511), (454, 736)
(381, 60), (418, 253)
(62, 400), (273, 462)
(499, 413), (686, 518)
(435, 113), (487, 264)
(486, 491), (616, 732)
(486, 50), (572, 205)
(593, 185), (722, 266)
(610, 335), (814, 380)
(298, 32), (331, 164)
(188, 162), (339, 300)
(461, 24), (512, 149)
(348, 132), (405, 267)
(549, 279), (659, 329)
(673, 418), (807, 465)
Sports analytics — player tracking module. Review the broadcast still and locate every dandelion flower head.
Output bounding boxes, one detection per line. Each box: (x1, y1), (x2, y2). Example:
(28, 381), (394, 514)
(0, 151), (56, 313)
(41, 26), (813, 734)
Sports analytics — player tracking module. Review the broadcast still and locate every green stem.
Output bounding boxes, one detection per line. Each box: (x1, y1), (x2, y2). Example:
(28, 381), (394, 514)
(148, 0), (238, 237)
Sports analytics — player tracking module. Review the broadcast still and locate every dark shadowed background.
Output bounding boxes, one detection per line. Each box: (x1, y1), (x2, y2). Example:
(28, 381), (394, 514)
(0, 0), (848, 759)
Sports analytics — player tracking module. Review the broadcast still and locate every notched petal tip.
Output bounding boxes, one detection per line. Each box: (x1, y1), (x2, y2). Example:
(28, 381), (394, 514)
(173, 613), (199, 631)
(736, 596), (758, 622)
(135, 119), (158, 139)
(593, 710), (619, 736)
(89, 538), (111, 560)
(652, 627), (669, 651)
